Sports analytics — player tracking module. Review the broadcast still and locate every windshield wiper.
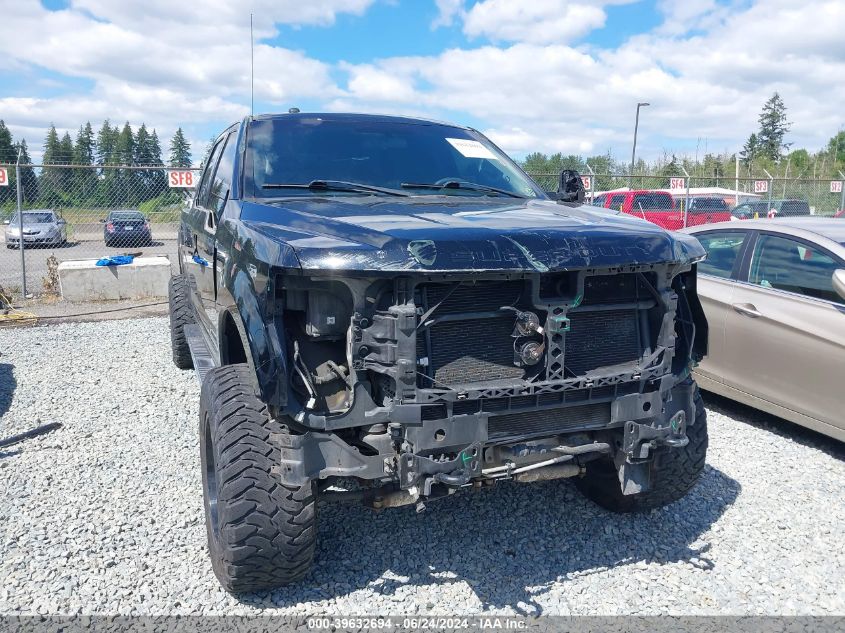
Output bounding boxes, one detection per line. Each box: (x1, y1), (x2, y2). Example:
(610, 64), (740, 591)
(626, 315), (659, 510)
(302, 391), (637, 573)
(262, 179), (409, 197)
(400, 180), (526, 199)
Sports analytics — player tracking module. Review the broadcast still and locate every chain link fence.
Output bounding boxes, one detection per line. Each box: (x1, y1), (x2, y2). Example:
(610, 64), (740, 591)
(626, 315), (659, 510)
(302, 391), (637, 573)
(530, 172), (845, 215)
(1, 163), (843, 300)
(0, 163), (197, 298)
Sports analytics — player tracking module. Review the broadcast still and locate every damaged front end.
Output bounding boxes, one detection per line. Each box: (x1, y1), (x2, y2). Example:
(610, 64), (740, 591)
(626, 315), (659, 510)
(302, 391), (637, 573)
(263, 257), (708, 507)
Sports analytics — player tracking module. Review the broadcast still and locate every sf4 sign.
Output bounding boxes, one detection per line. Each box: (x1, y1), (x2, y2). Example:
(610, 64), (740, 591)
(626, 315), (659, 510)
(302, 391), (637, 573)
(754, 180), (769, 194)
(168, 170), (196, 188)
(669, 177), (685, 190)
(0, 167), (8, 187)
(831, 181), (843, 194)
(580, 176), (591, 191)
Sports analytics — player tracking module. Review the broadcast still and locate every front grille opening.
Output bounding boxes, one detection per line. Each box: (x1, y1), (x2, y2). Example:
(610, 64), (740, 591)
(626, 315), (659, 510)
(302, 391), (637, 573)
(414, 272), (666, 389)
(565, 309), (641, 375)
(421, 280), (526, 314)
(416, 280), (530, 388)
(583, 272), (658, 305)
(539, 271), (578, 300)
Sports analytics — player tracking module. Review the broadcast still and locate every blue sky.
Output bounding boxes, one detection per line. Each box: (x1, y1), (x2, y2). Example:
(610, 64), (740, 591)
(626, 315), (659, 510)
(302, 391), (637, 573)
(1, 0), (843, 165)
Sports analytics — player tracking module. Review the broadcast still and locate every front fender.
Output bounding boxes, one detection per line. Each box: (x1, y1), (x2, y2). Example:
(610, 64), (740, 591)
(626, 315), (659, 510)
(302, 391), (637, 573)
(229, 268), (289, 407)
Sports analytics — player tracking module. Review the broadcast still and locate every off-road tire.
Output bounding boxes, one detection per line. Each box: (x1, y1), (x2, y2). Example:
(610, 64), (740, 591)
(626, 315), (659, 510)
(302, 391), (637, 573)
(200, 364), (317, 593)
(168, 274), (194, 369)
(575, 382), (708, 513)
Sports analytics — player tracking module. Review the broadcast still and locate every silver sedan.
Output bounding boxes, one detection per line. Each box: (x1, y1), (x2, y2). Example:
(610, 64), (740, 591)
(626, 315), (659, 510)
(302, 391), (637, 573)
(4, 209), (68, 248)
(683, 218), (845, 441)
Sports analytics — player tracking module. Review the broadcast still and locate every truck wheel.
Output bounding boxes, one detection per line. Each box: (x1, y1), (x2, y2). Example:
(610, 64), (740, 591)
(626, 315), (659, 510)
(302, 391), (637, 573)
(575, 382), (708, 513)
(168, 274), (194, 369)
(200, 364), (317, 593)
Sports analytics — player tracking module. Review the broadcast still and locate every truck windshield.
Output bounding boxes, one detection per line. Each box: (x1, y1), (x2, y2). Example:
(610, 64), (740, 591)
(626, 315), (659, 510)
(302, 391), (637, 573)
(244, 117), (541, 199)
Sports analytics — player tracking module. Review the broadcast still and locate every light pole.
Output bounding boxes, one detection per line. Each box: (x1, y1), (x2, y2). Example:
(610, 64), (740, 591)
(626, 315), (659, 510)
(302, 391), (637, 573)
(629, 102), (650, 187)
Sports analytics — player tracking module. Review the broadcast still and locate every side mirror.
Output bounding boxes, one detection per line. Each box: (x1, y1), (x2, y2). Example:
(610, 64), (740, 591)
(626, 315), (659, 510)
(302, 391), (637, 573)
(833, 269), (845, 302)
(556, 169), (585, 204)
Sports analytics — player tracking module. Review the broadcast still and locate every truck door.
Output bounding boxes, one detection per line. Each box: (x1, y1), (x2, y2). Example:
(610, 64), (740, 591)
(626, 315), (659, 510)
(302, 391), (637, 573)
(181, 137), (227, 349)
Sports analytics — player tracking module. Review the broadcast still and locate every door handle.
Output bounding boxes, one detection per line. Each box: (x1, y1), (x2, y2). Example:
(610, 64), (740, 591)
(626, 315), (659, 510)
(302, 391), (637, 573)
(732, 303), (762, 318)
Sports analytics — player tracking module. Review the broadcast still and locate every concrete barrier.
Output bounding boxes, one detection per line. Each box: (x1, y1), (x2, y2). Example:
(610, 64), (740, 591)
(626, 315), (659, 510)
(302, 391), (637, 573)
(58, 256), (171, 302)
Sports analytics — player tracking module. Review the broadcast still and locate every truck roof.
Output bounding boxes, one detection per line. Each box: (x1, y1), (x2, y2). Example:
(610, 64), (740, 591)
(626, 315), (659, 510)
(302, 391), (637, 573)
(249, 111), (470, 130)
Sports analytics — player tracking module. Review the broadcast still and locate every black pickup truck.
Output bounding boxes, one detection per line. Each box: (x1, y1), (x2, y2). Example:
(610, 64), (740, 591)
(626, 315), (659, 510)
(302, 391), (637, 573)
(169, 112), (710, 592)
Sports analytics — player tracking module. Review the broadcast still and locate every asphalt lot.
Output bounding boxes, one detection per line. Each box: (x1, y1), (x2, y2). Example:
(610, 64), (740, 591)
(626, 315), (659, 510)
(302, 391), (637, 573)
(0, 317), (843, 616)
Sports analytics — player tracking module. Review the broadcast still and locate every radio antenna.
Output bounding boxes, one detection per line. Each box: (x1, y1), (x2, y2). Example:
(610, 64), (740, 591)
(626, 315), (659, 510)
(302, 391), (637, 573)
(250, 13), (254, 116)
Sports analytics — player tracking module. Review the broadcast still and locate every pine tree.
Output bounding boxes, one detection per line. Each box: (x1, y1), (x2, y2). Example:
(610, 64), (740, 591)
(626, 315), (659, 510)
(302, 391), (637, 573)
(168, 127), (192, 167)
(150, 130), (163, 164)
(74, 122), (96, 202)
(0, 121), (15, 206)
(96, 120), (118, 166)
(148, 129), (167, 198)
(0, 120), (14, 164)
(40, 124), (63, 204)
(740, 133), (759, 173)
(133, 124), (155, 202)
(42, 125), (60, 164)
(59, 132), (73, 163)
(74, 123), (95, 165)
(659, 154), (683, 178)
(94, 120), (119, 205)
(57, 131), (75, 197)
(15, 139), (38, 203)
(757, 93), (791, 162)
(113, 122), (135, 204)
(134, 124), (151, 164)
(115, 122), (134, 164)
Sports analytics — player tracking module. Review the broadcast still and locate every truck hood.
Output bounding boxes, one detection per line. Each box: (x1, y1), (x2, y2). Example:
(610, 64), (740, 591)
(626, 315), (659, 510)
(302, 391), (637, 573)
(239, 196), (705, 272)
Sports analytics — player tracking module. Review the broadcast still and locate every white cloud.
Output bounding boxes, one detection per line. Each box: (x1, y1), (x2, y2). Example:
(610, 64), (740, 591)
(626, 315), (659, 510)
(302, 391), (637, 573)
(431, 0), (465, 28)
(1, 0), (843, 166)
(333, 0), (845, 157)
(462, 0), (635, 44)
(0, 0), (368, 159)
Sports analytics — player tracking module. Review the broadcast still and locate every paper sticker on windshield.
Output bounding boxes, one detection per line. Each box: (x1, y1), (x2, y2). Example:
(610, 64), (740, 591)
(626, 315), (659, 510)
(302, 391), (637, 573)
(445, 138), (499, 160)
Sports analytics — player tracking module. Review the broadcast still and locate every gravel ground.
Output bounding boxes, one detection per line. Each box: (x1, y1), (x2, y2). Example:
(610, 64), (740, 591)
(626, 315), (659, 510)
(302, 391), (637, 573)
(1, 317), (844, 616)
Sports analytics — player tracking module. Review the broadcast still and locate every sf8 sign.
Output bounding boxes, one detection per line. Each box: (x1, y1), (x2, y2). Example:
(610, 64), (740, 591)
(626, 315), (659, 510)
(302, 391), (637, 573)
(168, 170), (196, 188)
(0, 167), (8, 187)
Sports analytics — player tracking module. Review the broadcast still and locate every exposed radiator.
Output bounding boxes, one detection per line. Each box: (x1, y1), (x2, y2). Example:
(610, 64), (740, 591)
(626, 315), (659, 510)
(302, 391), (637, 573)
(421, 316), (522, 386)
(565, 309), (641, 374)
(416, 277), (645, 388)
(488, 403), (611, 439)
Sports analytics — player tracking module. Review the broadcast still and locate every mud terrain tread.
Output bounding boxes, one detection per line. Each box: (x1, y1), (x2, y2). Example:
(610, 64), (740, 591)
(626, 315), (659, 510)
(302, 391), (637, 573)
(168, 275), (194, 369)
(200, 364), (316, 593)
(575, 383), (708, 513)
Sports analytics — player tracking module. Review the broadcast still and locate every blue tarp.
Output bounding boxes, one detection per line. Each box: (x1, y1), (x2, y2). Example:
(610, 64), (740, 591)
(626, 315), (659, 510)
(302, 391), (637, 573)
(95, 255), (135, 267)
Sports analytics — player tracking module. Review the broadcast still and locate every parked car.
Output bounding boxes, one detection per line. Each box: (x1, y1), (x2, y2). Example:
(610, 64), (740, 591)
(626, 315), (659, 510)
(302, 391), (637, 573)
(102, 209), (153, 247)
(3, 209), (67, 248)
(685, 197), (730, 213)
(595, 190), (730, 230)
(168, 112), (710, 592)
(683, 218), (845, 441)
(731, 199), (811, 220)
(834, 209), (845, 218)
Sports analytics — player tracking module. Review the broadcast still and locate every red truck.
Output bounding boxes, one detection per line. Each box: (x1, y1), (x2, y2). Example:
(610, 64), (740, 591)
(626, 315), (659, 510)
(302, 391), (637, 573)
(593, 190), (730, 230)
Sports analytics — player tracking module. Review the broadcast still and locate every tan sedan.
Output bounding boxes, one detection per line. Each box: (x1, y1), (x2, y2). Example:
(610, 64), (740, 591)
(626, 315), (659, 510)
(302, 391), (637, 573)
(683, 218), (845, 442)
